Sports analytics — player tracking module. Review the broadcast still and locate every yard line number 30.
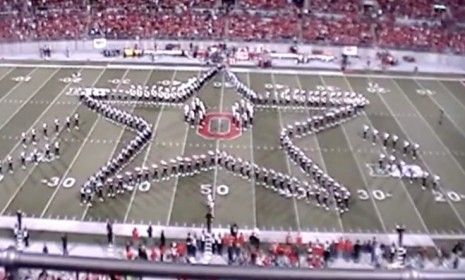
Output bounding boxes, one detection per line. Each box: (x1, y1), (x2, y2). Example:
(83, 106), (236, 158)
(45, 177), (152, 192)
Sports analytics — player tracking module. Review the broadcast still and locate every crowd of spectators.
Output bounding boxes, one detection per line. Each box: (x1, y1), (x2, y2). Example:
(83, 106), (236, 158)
(0, 0), (464, 54)
(89, 9), (225, 40)
(238, 0), (292, 10)
(227, 12), (298, 41)
(119, 229), (461, 270)
(376, 22), (450, 52)
(1, 212), (465, 278)
(307, 0), (360, 15)
(302, 16), (373, 46)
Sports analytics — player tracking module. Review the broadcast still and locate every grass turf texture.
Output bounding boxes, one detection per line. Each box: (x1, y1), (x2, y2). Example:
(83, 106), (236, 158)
(0, 65), (464, 239)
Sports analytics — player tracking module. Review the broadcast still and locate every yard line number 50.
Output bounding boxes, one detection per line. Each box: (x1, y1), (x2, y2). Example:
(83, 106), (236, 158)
(200, 184), (230, 197)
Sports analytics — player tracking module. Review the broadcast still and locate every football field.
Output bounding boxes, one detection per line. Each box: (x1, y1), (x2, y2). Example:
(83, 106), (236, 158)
(0, 63), (464, 241)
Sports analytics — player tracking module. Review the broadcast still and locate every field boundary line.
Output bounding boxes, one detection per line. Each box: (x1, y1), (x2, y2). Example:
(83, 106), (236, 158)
(1, 62), (463, 81)
(0, 215), (439, 247)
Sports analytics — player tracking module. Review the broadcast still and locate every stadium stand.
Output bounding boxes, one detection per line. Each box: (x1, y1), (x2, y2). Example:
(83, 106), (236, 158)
(227, 12), (299, 41)
(302, 16), (373, 46)
(307, 0), (360, 14)
(376, 22), (449, 52)
(0, 0), (463, 53)
(238, 0), (292, 10)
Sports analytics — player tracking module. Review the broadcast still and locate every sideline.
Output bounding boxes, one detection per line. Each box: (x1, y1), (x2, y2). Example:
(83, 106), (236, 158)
(0, 216), (440, 247)
(0, 62), (463, 81)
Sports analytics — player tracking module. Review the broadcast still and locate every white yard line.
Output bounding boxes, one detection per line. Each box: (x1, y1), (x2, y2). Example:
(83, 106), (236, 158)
(123, 105), (164, 223)
(79, 69), (145, 221)
(0, 67), (38, 94)
(210, 71), (226, 217)
(0, 68), (41, 130)
(122, 70), (177, 223)
(436, 80), (465, 115)
(295, 75), (344, 232)
(379, 78), (465, 230)
(38, 69), (110, 218)
(391, 79), (465, 178)
(166, 126), (190, 226)
(40, 70), (110, 218)
(319, 76), (389, 232)
(44, 111), (101, 218)
(0, 67), (15, 82)
(271, 73), (301, 231)
(415, 79), (465, 139)
(343, 76), (429, 233)
(166, 71), (202, 226)
(0, 67), (100, 215)
(246, 72), (257, 228)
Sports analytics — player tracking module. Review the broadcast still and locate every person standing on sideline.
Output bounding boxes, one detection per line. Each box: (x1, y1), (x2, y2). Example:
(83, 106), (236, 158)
(147, 224), (153, 245)
(106, 221), (113, 245)
(61, 234), (68, 255)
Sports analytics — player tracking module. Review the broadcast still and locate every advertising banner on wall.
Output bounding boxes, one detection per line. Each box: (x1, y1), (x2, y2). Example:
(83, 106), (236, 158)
(93, 38), (107, 49)
(342, 46), (358, 56)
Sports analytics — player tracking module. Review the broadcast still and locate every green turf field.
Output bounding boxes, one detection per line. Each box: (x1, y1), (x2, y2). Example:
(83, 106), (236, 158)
(0, 63), (464, 237)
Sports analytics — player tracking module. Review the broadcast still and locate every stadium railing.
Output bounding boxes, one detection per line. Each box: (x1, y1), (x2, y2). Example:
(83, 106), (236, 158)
(1, 248), (465, 280)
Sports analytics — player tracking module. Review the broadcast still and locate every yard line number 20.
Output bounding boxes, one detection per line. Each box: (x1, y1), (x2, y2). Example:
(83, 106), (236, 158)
(432, 190), (463, 203)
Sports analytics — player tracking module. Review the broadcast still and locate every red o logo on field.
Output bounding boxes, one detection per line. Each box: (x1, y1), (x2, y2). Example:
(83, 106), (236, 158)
(197, 112), (242, 140)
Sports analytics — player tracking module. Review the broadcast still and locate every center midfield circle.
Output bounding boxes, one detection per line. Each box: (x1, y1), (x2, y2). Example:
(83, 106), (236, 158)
(197, 112), (242, 140)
